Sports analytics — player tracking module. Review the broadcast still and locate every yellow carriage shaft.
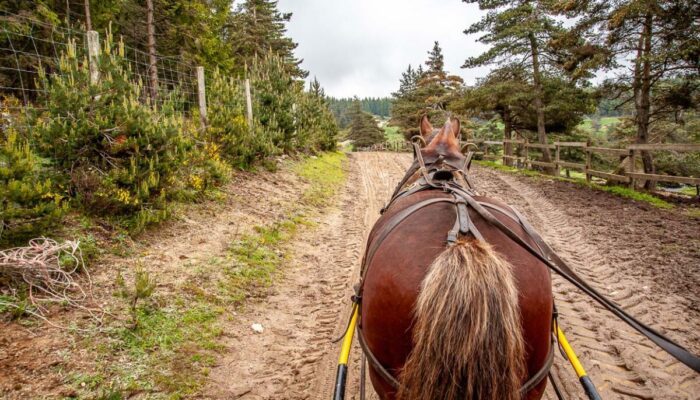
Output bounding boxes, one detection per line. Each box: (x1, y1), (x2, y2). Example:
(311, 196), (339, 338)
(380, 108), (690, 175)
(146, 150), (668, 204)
(334, 305), (359, 400)
(556, 324), (602, 400)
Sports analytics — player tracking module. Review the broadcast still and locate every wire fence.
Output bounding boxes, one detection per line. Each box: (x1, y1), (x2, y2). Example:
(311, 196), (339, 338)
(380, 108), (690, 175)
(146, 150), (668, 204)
(0, 10), (201, 129)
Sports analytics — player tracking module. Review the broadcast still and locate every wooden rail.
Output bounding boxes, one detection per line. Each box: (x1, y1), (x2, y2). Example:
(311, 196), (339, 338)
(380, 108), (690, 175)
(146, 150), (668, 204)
(472, 139), (699, 195)
(355, 139), (699, 195)
(356, 141), (411, 153)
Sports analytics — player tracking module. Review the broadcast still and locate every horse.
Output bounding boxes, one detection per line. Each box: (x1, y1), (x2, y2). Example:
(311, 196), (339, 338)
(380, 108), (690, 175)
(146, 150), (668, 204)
(356, 116), (554, 400)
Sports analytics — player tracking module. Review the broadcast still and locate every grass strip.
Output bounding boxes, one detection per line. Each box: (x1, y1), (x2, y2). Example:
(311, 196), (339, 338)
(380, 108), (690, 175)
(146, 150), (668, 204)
(474, 160), (674, 210)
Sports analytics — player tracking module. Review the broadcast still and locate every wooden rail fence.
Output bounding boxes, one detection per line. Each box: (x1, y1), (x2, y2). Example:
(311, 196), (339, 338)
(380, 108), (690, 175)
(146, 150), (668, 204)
(475, 139), (700, 192)
(354, 139), (699, 194)
(356, 141), (412, 153)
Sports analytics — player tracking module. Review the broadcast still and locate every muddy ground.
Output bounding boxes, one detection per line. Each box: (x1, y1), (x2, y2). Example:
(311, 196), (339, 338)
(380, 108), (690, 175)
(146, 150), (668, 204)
(1, 152), (699, 399)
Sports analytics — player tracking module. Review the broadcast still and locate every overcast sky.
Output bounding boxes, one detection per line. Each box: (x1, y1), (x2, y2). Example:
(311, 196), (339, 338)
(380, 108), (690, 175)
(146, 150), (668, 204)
(279, 0), (491, 98)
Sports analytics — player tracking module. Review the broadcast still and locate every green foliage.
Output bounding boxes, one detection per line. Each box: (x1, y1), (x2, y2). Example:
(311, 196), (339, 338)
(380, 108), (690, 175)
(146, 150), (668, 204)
(206, 68), (269, 168)
(31, 38), (185, 218)
(345, 101), (385, 147)
(228, 0), (307, 78)
(250, 51), (300, 154)
(384, 126), (404, 146)
(328, 97), (393, 127)
(295, 79), (339, 152)
(26, 35), (227, 233)
(391, 42), (464, 139)
(0, 125), (65, 244)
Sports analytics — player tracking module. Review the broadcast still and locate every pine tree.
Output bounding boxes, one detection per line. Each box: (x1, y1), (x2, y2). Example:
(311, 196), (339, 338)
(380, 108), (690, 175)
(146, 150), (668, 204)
(229, 0), (307, 78)
(0, 126), (65, 244)
(555, 0), (700, 187)
(463, 0), (565, 172)
(346, 100), (384, 147)
(250, 50), (302, 154)
(295, 78), (338, 152)
(29, 34), (207, 231)
(206, 68), (269, 168)
(391, 43), (463, 140)
(425, 41), (444, 75)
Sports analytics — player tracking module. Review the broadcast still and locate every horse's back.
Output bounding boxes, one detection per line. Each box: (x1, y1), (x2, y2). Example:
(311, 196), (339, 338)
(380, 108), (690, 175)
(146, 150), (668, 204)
(361, 190), (552, 399)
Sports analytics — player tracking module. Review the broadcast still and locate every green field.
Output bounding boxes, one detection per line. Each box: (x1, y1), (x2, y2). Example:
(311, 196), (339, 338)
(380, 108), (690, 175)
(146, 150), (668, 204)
(578, 116), (622, 137)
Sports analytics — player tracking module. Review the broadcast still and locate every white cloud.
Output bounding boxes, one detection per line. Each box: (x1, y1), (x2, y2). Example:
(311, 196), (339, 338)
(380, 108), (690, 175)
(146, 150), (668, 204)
(279, 0), (491, 98)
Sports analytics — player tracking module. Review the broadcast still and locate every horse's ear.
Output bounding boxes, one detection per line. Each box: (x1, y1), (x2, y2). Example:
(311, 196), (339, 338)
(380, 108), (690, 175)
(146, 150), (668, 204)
(449, 117), (461, 139)
(419, 115), (433, 138)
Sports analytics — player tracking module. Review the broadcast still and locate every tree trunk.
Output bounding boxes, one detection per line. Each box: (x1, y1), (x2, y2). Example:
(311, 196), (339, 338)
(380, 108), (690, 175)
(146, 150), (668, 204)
(83, 0), (91, 31)
(146, 0), (159, 104)
(503, 109), (513, 166)
(529, 32), (554, 174)
(634, 12), (655, 189)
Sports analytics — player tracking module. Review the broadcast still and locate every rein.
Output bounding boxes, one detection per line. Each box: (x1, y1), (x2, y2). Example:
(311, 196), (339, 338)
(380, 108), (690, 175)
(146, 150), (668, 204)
(350, 142), (700, 394)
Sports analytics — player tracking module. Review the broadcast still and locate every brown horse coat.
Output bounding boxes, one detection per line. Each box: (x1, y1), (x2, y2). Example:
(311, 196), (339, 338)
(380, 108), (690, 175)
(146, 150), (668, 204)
(359, 118), (553, 399)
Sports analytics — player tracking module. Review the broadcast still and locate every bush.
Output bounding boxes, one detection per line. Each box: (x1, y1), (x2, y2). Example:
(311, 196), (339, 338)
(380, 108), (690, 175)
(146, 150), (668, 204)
(206, 69), (274, 169)
(251, 52), (298, 154)
(0, 126), (65, 244)
(295, 84), (338, 152)
(29, 34), (224, 232)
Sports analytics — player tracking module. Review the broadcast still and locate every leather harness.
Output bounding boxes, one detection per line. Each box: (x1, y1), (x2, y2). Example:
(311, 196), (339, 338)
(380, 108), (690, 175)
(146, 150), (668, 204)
(350, 140), (700, 394)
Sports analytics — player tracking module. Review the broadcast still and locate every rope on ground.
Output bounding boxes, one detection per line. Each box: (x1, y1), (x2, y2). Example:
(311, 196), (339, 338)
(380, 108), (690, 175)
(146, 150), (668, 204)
(0, 238), (103, 326)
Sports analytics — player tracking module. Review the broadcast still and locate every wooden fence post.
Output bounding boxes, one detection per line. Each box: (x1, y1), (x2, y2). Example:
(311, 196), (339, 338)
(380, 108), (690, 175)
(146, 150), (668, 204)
(585, 140), (592, 183)
(523, 138), (529, 169)
(555, 143), (561, 177)
(244, 78), (253, 129)
(196, 66), (207, 130)
(86, 30), (100, 84)
(629, 149), (637, 189)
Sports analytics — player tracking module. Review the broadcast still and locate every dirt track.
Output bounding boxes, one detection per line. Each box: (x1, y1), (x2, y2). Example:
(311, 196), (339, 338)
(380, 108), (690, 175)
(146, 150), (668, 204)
(2, 151), (698, 399)
(204, 152), (700, 400)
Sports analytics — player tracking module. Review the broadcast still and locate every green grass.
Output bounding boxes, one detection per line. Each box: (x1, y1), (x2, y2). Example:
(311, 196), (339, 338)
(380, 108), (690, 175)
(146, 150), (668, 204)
(578, 116), (621, 131)
(293, 151), (347, 206)
(384, 125), (404, 145)
(593, 185), (673, 209)
(677, 185), (699, 197)
(474, 159), (674, 209)
(77, 152), (348, 399)
(687, 209), (700, 219)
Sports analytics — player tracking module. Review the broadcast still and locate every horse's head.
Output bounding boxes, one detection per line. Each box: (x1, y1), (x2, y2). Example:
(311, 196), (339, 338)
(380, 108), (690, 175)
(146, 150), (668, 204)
(399, 115), (472, 192)
(416, 115), (465, 167)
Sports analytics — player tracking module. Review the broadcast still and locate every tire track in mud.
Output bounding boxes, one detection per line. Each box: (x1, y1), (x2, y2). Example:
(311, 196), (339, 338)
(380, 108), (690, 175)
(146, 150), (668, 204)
(205, 152), (698, 400)
(471, 166), (700, 400)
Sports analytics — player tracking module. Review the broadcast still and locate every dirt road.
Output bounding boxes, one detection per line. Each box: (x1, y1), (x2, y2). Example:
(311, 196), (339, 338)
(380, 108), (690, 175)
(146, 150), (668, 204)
(201, 151), (699, 400)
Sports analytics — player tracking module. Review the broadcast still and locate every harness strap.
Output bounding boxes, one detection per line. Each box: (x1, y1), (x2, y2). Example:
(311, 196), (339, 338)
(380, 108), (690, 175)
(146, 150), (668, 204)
(361, 197), (457, 278)
(450, 187), (700, 373)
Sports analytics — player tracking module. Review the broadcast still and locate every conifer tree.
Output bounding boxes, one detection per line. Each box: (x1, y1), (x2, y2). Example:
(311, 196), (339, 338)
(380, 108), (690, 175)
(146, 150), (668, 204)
(29, 35), (211, 231)
(0, 126), (65, 244)
(346, 100), (384, 147)
(391, 42), (463, 140)
(229, 0), (307, 78)
(463, 0), (564, 172)
(250, 51), (301, 154)
(554, 0), (700, 187)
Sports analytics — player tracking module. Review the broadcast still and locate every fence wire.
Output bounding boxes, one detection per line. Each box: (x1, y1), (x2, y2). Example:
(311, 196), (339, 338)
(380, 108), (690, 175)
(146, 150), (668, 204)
(0, 9), (199, 132)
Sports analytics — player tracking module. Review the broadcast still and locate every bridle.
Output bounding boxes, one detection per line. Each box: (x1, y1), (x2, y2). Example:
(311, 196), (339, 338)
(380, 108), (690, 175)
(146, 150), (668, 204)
(349, 137), (700, 393)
